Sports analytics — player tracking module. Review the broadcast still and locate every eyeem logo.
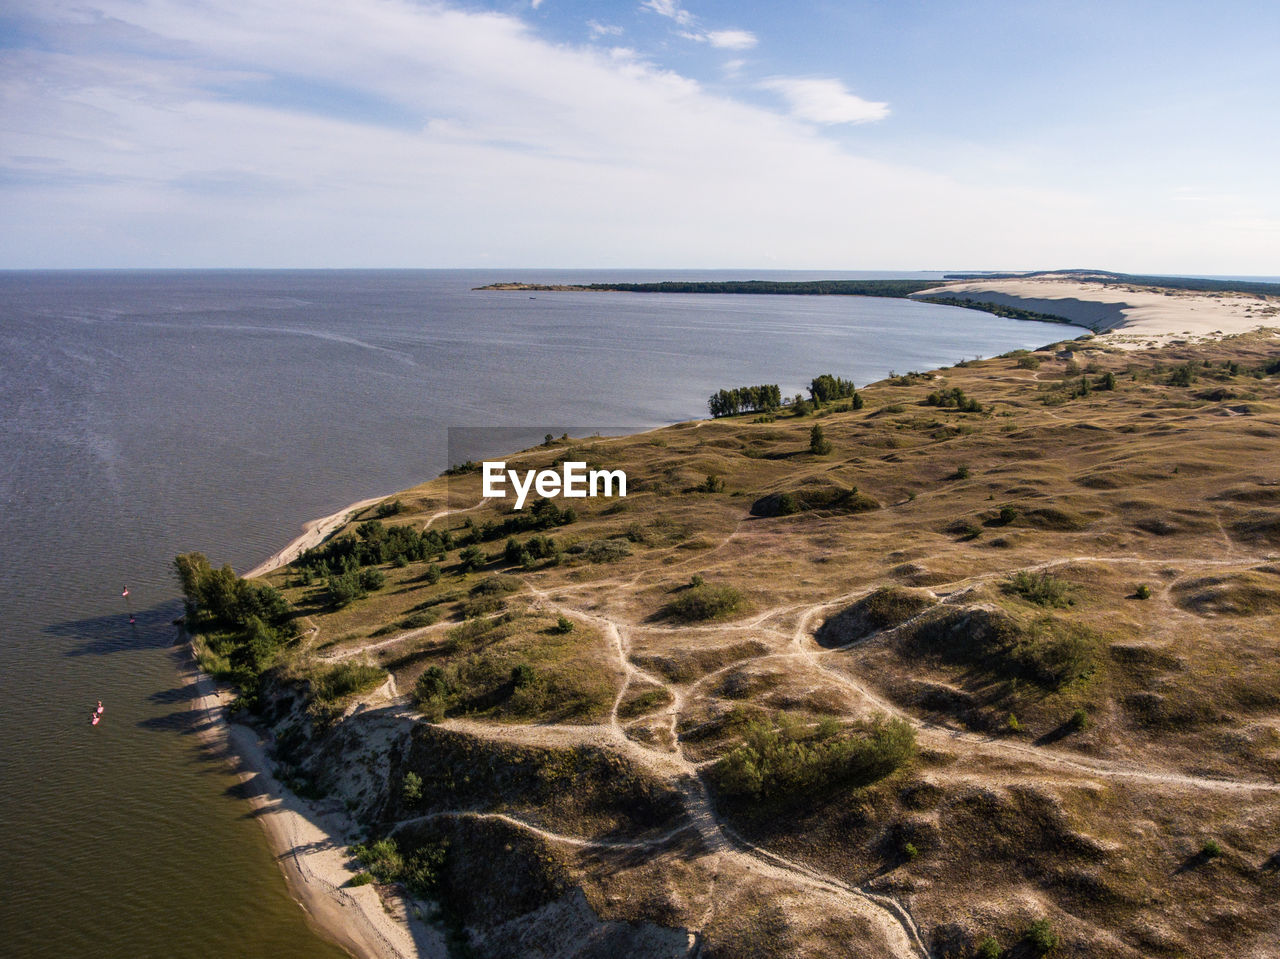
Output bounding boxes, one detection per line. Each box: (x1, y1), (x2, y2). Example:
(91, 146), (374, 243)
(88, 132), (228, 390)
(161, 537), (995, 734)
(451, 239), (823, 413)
(482, 461), (627, 510)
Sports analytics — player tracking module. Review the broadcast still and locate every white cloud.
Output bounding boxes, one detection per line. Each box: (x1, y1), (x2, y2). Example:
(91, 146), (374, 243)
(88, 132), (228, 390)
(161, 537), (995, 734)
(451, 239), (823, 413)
(0, 0), (1272, 272)
(761, 76), (889, 125)
(531, 0), (544, 9)
(641, 0), (693, 27)
(705, 29), (756, 50)
(588, 20), (623, 39)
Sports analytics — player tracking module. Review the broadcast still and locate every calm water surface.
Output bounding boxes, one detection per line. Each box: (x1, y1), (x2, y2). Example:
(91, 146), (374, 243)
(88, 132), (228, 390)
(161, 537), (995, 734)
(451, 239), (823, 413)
(0, 269), (1071, 957)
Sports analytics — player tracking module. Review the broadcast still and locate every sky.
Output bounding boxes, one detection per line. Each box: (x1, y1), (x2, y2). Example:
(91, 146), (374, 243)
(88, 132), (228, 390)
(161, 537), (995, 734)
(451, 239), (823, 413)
(1, 0), (1278, 271)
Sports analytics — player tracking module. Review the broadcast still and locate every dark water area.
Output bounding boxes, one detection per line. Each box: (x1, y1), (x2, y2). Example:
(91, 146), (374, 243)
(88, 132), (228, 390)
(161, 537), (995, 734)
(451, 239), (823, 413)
(0, 269), (1071, 957)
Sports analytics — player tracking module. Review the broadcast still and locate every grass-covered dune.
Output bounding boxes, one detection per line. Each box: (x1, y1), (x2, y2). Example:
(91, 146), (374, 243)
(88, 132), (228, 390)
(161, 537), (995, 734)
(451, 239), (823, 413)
(182, 330), (1280, 959)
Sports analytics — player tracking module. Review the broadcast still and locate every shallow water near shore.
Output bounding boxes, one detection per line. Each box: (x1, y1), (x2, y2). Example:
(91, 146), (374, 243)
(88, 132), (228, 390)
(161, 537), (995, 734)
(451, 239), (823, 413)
(0, 269), (1070, 957)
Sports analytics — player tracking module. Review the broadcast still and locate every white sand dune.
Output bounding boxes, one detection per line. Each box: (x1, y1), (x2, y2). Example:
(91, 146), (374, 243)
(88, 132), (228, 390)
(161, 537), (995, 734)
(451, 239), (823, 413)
(912, 275), (1280, 348)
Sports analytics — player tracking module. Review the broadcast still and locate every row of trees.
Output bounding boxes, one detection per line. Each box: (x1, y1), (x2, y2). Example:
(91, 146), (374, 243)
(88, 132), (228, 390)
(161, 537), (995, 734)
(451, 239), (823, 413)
(708, 373), (863, 418)
(808, 374), (858, 405)
(708, 384), (783, 418)
(174, 552), (299, 680)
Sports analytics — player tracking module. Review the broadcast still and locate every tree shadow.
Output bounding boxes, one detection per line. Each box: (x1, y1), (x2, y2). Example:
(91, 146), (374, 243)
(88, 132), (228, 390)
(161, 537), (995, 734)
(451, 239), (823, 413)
(1034, 719), (1080, 746)
(49, 599), (185, 657)
(1174, 849), (1216, 874)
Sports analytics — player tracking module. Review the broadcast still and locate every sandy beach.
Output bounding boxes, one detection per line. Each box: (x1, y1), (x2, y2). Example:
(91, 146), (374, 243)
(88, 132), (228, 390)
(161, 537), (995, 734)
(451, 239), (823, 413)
(244, 496), (389, 580)
(913, 275), (1280, 348)
(188, 490), (446, 959)
(180, 638), (443, 959)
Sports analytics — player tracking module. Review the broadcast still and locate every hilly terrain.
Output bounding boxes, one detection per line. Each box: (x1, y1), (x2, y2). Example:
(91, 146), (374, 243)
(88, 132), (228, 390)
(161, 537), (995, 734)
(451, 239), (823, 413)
(181, 330), (1280, 959)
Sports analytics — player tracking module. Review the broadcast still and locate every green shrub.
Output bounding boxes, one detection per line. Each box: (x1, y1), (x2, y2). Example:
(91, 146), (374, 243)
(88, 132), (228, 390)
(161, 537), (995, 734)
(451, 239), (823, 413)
(1017, 355), (1041, 369)
(1135, 583), (1152, 600)
(1024, 918), (1059, 955)
(664, 582), (744, 621)
(975, 935), (1002, 959)
(402, 771), (423, 804)
(809, 424), (832, 455)
(585, 538), (632, 563)
(1069, 708), (1089, 731)
(457, 545), (485, 572)
(326, 569), (366, 607)
(358, 567), (385, 592)
(349, 872), (374, 887)
(713, 713), (915, 802)
(1004, 570), (1075, 608)
(399, 610), (439, 630)
(701, 474), (726, 493)
(413, 666), (453, 720)
(510, 662), (536, 688)
(311, 662), (385, 705)
(1201, 838), (1222, 858)
(903, 841), (919, 861)
(553, 615), (575, 634)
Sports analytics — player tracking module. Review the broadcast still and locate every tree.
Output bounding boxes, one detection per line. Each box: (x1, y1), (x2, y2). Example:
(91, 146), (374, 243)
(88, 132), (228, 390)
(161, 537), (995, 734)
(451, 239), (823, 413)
(810, 424), (832, 455)
(809, 374), (857, 405)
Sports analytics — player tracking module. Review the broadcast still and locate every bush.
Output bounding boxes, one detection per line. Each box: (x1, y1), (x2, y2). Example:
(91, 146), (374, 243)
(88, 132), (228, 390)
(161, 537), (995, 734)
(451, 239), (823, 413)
(458, 545), (485, 572)
(326, 570), (366, 607)
(1134, 583), (1152, 600)
(1201, 838), (1222, 858)
(701, 474), (726, 493)
(358, 567), (385, 592)
(402, 771), (423, 804)
(1017, 355), (1041, 369)
(664, 582), (744, 621)
(903, 841), (919, 861)
(423, 563), (442, 585)
(311, 661), (386, 705)
(975, 936), (1002, 959)
(713, 713), (915, 802)
(809, 424), (832, 455)
(1069, 708), (1090, 731)
(510, 662), (536, 688)
(585, 538), (632, 563)
(1024, 918), (1059, 955)
(348, 872), (374, 887)
(998, 504), (1019, 525)
(1004, 570), (1075, 608)
(553, 615), (575, 634)
(399, 610), (439, 630)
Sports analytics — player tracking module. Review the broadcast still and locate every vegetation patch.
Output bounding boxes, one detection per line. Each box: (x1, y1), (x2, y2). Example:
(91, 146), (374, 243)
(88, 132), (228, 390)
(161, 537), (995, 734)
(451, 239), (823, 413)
(659, 581), (746, 622)
(711, 712), (915, 805)
(1003, 570), (1077, 608)
(816, 586), (935, 647)
(750, 485), (880, 517)
(904, 606), (1101, 691)
(1172, 571), (1280, 616)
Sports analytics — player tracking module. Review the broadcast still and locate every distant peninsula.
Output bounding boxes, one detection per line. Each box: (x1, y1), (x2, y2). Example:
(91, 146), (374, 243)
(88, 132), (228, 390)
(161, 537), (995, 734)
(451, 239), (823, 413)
(479, 270), (1280, 342)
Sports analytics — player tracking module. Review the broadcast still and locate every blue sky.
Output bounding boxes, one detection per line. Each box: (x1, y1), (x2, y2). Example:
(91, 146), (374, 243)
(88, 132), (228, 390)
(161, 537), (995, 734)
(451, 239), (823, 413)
(2, 0), (1277, 270)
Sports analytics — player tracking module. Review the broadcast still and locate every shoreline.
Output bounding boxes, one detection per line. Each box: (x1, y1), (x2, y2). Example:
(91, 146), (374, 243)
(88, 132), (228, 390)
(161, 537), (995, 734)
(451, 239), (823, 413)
(179, 638), (441, 959)
(245, 495), (389, 579)
(911, 277), (1280, 348)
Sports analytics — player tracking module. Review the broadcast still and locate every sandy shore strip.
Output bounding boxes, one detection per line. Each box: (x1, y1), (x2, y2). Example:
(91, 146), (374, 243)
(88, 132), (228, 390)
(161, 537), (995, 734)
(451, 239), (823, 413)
(912, 276), (1280, 348)
(245, 495), (389, 579)
(180, 643), (445, 959)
